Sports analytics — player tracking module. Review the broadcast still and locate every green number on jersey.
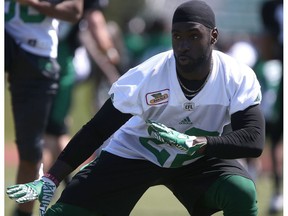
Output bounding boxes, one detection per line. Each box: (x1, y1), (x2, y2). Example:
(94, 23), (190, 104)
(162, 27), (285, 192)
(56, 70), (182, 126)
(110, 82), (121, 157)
(140, 127), (219, 168)
(139, 137), (170, 167)
(5, 2), (45, 22)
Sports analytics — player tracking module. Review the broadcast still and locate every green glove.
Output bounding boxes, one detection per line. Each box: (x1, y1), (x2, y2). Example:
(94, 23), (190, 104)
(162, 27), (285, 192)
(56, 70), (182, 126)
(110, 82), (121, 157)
(6, 176), (56, 216)
(147, 120), (206, 156)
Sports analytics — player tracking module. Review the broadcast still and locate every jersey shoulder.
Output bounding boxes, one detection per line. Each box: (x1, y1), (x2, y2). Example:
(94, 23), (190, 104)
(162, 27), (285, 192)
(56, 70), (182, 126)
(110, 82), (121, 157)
(115, 50), (174, 85)
(213, 50), (257, 82)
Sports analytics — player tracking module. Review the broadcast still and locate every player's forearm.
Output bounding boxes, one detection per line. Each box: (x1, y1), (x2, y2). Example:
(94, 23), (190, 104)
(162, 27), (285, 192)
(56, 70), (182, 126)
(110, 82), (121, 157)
(47, 159), (74, 184)
(26, 0), (83, 23)
(86, 10), (114, 52)
(205, 127), (264, 159)
(205, 105), (265, 159)
(86, 10), (120, 64)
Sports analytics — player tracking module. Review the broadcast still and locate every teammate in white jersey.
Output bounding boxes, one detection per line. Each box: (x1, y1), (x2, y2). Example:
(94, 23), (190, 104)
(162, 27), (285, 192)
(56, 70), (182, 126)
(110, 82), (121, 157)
(7, 1), (265, 215)
(5, 0), (82, 215)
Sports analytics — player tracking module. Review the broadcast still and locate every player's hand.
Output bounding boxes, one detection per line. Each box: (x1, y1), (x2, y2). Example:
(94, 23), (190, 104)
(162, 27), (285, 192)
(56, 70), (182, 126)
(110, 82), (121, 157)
(147, 120), (206, 156)
(6, 176), (56, 216)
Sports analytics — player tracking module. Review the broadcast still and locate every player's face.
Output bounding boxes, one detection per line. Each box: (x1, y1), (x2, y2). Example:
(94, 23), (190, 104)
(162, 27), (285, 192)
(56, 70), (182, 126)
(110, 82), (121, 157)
(172, 22), (214, 73)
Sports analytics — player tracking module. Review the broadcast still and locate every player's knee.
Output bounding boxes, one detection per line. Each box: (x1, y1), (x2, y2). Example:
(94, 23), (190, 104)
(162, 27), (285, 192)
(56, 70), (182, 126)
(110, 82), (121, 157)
(17, 139), (42, 163)
(223, 175), (258, 216)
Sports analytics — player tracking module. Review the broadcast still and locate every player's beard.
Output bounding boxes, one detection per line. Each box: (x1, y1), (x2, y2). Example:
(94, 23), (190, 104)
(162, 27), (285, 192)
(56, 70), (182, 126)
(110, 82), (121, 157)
(175, 43), (212, 74)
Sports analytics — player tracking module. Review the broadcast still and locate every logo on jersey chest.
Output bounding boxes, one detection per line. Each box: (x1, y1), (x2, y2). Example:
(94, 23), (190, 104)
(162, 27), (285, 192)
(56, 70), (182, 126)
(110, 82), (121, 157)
(183, 102), (195, 111)
(146, 89), (169, 105)
(179, 116), (193, 125)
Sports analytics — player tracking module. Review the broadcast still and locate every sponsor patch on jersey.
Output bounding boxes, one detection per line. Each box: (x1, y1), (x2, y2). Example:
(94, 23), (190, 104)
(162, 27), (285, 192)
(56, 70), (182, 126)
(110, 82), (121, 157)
(146, 89), (169, 105)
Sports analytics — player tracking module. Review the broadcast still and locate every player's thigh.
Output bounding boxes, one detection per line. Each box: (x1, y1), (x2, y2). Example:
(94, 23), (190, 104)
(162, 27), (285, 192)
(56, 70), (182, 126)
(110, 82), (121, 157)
(8, 50), (60, 162)
(12, 91), (55, 162)
(166, 158), (255, 215)
(9, 77), (57, 162)
(46, 66), (75, 136)
(53, 151), (163, 216)
(202, 175), (258, 216)
(167, 172), (221, 216)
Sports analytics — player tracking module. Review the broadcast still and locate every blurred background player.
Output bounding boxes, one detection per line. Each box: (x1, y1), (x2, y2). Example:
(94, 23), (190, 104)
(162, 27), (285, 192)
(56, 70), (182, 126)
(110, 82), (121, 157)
(217, 2), (283, 214)
(43, 0), (123, 174)
(77, 0), (125, 111)
(5, 0), (83, 215)
(259, 0), (283, 214)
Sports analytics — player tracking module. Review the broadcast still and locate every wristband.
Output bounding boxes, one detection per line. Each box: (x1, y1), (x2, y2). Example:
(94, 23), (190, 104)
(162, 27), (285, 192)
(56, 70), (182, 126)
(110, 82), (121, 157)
(43, 173), (60, 187)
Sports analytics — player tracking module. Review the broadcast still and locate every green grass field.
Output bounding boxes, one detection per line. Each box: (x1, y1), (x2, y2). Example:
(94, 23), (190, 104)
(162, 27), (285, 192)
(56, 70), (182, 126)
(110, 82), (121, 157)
(4, 81), (283, 216)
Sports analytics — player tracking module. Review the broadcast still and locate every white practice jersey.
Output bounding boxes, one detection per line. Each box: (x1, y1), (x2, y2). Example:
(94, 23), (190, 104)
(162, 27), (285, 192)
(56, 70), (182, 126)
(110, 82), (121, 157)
(104, 50), (262, 168)
(5, 1), (59, 58)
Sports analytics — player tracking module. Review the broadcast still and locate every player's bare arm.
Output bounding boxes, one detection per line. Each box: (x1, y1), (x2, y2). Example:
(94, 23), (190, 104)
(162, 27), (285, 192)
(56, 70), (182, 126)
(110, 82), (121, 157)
(17, 0), (83, 23)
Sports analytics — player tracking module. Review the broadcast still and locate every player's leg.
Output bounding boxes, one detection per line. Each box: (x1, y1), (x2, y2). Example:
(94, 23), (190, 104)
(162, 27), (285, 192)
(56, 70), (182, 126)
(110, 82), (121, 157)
(46, 151), (163, 216)
(10, 87), (55, 215)
(7, 49), (59, 215)
(268, 78), (283, 214)
(202, 175), (258, 216)
(167, 157), (257, 215)
(5, 30), (39, 216)
(44, 40), (76, 173)
(268, 136), (283, 214)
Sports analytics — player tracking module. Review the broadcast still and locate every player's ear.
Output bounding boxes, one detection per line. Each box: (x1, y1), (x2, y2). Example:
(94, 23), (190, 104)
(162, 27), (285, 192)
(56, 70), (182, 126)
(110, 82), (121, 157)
(211, 27), (218, 44)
